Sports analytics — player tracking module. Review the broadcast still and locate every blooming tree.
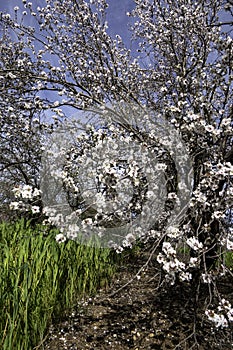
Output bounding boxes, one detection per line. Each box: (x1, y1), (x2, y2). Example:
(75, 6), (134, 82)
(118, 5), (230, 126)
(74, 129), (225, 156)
(0, 0), (233, 333)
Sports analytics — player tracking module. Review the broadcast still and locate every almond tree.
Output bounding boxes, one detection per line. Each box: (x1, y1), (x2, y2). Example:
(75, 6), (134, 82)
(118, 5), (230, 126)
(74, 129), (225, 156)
(0, 0), (233, 335)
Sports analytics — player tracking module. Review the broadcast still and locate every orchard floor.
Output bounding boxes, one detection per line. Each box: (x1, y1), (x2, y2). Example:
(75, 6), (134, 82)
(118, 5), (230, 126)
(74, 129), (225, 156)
(41, 250), (233, 350)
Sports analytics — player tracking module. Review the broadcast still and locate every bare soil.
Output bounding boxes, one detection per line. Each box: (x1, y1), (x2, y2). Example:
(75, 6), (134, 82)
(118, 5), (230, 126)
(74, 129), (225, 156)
(40, 250), (233, 350)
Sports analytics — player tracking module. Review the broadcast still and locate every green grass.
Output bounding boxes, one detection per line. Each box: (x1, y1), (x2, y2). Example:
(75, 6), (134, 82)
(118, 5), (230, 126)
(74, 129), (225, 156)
(0, 219), (118, 350)
(2, 219), (231, 350)
(225, 251), (233, 270)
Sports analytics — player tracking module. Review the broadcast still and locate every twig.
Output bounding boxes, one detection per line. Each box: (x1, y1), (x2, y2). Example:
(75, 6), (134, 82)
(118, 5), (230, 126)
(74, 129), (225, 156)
(32, 333), (49, 350)
(104, 236), (165, 299)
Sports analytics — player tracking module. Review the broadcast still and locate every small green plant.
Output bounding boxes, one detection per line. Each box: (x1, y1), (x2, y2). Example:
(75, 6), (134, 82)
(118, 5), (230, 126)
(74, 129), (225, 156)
(225, 251), (233, 270)
(0, 219), (117, 350)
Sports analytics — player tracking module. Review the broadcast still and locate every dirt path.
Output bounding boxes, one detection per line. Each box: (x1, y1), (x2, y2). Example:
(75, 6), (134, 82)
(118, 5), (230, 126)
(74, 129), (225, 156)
(41, 251), (233, 350)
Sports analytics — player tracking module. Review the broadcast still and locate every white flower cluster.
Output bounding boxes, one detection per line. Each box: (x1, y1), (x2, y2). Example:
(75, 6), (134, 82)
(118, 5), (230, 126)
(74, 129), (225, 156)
(9, 201), (27, 211)
(10, 185), (41, 213)
(216, 162), (233, 177)
(226, 239), (233, 251)
(186, 237), (203, 251)
(170, 110), (232, 140)
(166, 225), (182, 239)
(41, 117), (172, 246)
(157, 242), (192, 284)
(190, 190), (209, 208)
(122, 233), (136, 248)
(12, 185), (41, 199)
(205, 299), (233, 328)
(43, 207), (66, 227)
(189, 160), (233, 217)
(55, 233), (67, 243)
(201, 273), (212, 284)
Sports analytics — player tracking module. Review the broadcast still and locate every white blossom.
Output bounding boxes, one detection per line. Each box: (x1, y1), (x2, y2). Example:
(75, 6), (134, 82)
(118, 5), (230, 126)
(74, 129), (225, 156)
(187, 237), (203, 251)
(206, 299), (233, 328)
(226, 239), (233, 251)
(55, 233), (67, 243)
(31, 206), (40, 214)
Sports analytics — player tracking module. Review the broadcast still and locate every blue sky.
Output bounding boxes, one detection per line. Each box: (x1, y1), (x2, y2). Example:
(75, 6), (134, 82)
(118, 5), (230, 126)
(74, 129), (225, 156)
(1, 0), (231, 116)
(106, 0), (135, 42)
(0, 0), (135, 42)
(0, 0), (136, 119)
(1, 1), (231, 45)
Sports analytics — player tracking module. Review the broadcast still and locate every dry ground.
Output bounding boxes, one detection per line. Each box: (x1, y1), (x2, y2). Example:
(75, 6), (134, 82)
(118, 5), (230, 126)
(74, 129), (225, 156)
(40, 250), (233, 350)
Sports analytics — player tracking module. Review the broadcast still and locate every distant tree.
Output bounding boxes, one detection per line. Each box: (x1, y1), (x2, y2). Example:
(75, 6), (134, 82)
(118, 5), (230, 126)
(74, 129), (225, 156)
(0, 0), (233, 334)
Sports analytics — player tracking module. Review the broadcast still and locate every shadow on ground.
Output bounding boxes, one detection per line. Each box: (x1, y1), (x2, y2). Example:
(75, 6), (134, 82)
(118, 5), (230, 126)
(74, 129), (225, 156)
(40, 250), (233, 350)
